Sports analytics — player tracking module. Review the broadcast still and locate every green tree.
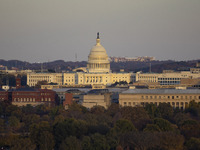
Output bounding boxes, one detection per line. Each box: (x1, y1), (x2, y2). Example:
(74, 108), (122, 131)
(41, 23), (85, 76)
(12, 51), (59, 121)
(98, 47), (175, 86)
(8, 116), (21, 131)
(180, 119), (200, 139)
(173, 112), (191, 126)
(143, 124), (161, 132)
(91, 105), (106, 114)
(106, 103), (120, 117)
(112, 119), (136, 135)
(59, 136), (81, 150)
(10, 137), (36, 150)
(90, 133), (110, 150)
(186, 137), (200, 150)
(120, 106), (150, 130)
(22, 114), (40, 132)
(30, 121), (55, 150)
(157, 103), (174, 121)
(186, 100), (200, 117)
(81, 136), (92, 150)
(21, 104), (35, 114)
(145, 103), (160, 118)
(0, 118), (5, 132)
(154, 118), (175, 132)
(54, 118), (88, 147)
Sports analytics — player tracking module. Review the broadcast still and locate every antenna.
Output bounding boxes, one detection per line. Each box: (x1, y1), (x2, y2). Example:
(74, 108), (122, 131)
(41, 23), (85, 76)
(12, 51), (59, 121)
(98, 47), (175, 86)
(149, 63), (151, 73)
(75, 53), (77, 62)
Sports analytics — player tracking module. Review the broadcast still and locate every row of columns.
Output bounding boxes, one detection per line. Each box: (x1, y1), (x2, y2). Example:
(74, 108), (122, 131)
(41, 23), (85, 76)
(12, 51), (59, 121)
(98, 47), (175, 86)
(88, 63), (109, 69)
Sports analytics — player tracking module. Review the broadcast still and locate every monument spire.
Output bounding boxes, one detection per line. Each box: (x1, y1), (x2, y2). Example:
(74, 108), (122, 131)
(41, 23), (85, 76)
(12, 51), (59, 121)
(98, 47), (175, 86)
(97, 32), (100, 39)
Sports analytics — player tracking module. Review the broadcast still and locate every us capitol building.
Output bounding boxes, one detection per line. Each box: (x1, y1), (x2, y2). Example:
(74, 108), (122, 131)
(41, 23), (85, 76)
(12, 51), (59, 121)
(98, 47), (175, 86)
(27, 33), (133, 87)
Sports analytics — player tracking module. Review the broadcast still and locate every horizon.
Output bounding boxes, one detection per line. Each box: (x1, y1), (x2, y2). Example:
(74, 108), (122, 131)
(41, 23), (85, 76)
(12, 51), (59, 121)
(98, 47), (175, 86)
(0, 57), (200, 65)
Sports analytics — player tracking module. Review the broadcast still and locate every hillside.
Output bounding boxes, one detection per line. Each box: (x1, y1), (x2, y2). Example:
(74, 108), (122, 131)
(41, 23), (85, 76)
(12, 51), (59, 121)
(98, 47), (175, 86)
(0, 59), (199, 73)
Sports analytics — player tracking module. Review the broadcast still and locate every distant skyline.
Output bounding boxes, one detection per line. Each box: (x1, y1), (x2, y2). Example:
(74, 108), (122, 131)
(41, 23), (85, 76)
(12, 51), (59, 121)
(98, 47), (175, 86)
(0, 0), (200, 63)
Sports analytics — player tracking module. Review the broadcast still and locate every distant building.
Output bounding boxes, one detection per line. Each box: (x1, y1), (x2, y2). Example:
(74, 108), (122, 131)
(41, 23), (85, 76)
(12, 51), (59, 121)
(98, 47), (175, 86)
(82, 89), (112, 109)
(27, 33), (133, 87)
(119, 88), (200, 109)
(0, 89), (9, 101)
(110, 56), (155, 62)
(12, 88), (57, 106)
(135, 70), (200, 86)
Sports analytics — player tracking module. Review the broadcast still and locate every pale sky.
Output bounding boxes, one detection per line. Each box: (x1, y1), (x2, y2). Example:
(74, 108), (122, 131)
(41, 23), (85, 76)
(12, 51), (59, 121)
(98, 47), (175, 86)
(0, 0), (200, 63)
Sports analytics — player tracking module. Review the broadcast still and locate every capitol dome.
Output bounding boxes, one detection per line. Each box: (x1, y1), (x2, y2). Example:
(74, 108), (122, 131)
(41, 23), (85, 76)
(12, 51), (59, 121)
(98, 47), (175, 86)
(87, 33), (110, 73)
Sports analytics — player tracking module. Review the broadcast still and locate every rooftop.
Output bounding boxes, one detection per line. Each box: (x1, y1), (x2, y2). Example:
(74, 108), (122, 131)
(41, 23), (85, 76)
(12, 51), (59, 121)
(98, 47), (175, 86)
(121, 89), (200, 94)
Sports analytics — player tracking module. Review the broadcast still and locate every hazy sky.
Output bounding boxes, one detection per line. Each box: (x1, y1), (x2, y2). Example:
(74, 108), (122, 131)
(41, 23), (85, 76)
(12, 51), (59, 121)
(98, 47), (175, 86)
(0, 0), (200, 63)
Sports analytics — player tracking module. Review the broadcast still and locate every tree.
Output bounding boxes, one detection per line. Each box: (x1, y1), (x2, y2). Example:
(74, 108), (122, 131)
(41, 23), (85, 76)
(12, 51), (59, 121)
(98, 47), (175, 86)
(186, 100), (200, 117)
(22, 114), (40, 132)
(120, 106), (150, 130)
(153, 118), (175, 132)
(8, 116), (21, 131)
(10, 137), (36, 150)
(180, 119), (200, 139)
(157, 103), (174, 121)
(112, 119), (136, 135)
(21, 104), (35, 114)
(145, 103), (160, 119)
(173, 112), (191, 126)
(81, 136), (92, 150)
(186, 137), (200, 150)
(106, 103), (120, 117)
(30, 121), (55, 150)
(59, 136), (81, 150)
(120, 131), (184, 150)
(54, 118), (88, 147)
(0, 118), (5, 132)
(91, 105), (106, 114)
(143, 124), (161, 132)
(90, 133), (110, 150)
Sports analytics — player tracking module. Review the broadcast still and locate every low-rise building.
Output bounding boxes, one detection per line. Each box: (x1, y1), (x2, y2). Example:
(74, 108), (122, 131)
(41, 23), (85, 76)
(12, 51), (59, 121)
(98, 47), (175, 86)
(82, 89), (112, 109)
(12, 87), (56, 106)
(136, 71), (200, 86)
(119, 89), (200, 109)
(0, 89), (9, 101)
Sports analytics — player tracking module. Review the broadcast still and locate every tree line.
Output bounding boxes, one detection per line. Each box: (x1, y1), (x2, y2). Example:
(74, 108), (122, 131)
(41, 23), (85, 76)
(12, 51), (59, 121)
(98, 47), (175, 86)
(0, 101), (200, 150)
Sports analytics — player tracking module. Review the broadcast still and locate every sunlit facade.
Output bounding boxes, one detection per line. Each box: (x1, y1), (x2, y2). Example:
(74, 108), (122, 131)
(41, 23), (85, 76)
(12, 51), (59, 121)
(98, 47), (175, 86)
(27, 33), (133, 87)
